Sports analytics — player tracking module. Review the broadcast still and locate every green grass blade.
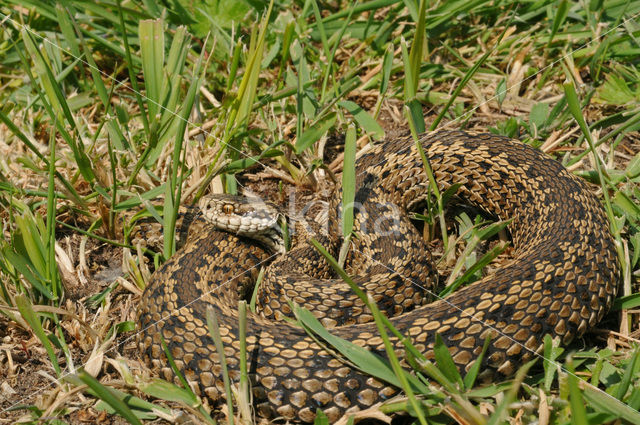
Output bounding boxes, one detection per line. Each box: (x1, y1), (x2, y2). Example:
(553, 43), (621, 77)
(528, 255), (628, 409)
(401, 36), (425, 135)
(295, 112), (337, 154)
(563, 82), (619, 238)
(67, 8), (129, 151)
(140, 378), (198, 407)
(462, 335), (491, 389)
(414, 136), (449, 248)
(614, 348), (640, 400)
(546, 0), (569, 50)
(408, 0), (426, 95)
(227, 40), (243, 92)
(117, 0), (150, 136)
(293, 303), (428, 394)
(21, 28), (95, 183)
(14, 212), (47, 280)
(76, 370), (143, 425)
(566, 360), (589, 425)
(21, 28), (75, 127)
(373, 43), (395, 119)
(155, 334), (215, 422)
(430, 22), (510, 130)
(234, 0), (274, 131)
(250, 267), (265, 312)
(0, 111), (84, 206)
(54, 4), (80, 58)
(139, 19), (164, 123)
(366, 292), (428, 425)
(63, 369), (173, 421)
(583, 384), (640, 423)
(207, 307), (235, 425)
(46, 124), (61, 300)
(563, 82), (626, 298)
(237, 300), (251, 422)
(433, 333), (464, 389)
(164, 37), (206, 258)
(15, 294), (61, 376)
(159, 335), (193, 395)
(341, 124), (357, 238)
(612, 293), (640, 311)
(338, 101), (384, 140)
(486, 360), (536, 425)
(441, 240), (509, 297)
(313, 409), (330, 425)
(319, 0), (358, 103)
(1, 246), (53, 300)
(320, 0), (398, 23)
(543, 334), (564, 392)
(309, 0), (331, 61)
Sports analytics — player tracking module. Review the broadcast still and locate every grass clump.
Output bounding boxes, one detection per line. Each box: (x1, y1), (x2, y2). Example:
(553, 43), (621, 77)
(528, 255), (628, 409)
(0, 0), (638, 424)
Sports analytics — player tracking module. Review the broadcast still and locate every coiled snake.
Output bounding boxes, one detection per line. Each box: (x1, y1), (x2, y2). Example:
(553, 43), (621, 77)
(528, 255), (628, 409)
(137, 130), (619, 422)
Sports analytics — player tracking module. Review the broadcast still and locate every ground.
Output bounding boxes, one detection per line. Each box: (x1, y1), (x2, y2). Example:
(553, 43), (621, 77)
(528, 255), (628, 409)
(1, 1), (639, 424)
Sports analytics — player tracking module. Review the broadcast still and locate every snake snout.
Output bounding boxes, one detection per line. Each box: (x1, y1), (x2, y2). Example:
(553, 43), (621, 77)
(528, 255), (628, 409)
(199, 193), (280, 235)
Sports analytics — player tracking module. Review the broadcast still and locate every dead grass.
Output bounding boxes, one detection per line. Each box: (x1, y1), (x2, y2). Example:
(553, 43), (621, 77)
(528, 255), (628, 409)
(0, 1), (639, 423)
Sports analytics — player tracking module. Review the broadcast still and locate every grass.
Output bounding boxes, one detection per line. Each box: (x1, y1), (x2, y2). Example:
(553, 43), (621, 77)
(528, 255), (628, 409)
(0, 0), (639, 424)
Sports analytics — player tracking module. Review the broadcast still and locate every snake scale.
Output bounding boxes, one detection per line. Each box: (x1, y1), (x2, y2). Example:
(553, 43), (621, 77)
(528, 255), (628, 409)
(137, 130), (619, 422)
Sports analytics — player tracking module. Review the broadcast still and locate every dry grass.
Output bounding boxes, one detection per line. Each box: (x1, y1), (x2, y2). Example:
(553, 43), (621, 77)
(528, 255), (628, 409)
(0, 0), (639, 424)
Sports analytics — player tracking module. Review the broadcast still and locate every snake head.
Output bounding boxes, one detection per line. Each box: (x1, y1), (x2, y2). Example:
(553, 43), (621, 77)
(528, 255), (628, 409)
(198, 194), (281, 236)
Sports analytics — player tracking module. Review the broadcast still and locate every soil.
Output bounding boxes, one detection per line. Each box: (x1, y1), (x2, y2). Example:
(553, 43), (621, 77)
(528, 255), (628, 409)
(1, 100), (637, 424)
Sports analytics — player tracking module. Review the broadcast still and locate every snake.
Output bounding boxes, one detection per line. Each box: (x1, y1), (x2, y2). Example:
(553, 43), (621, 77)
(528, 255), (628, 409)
(137, 130), (619, 423)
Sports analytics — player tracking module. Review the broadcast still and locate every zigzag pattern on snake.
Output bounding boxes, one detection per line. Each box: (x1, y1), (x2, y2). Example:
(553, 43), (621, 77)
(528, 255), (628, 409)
(137, 130), (619, 423)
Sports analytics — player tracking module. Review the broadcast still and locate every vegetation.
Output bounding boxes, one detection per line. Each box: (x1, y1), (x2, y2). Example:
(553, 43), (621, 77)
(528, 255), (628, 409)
(0, 0), (639, 424)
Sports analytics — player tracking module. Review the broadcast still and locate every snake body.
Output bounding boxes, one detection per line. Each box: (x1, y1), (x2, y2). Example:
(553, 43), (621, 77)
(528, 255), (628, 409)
(137, 131), (619, 422)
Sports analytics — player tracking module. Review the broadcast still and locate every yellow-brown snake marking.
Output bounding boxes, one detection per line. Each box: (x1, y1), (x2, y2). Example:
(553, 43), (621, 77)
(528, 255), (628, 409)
(138, 130), (619, 422)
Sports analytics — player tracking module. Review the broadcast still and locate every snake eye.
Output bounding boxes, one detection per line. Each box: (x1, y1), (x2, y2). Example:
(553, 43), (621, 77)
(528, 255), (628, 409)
(222, 204), (235, 214)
